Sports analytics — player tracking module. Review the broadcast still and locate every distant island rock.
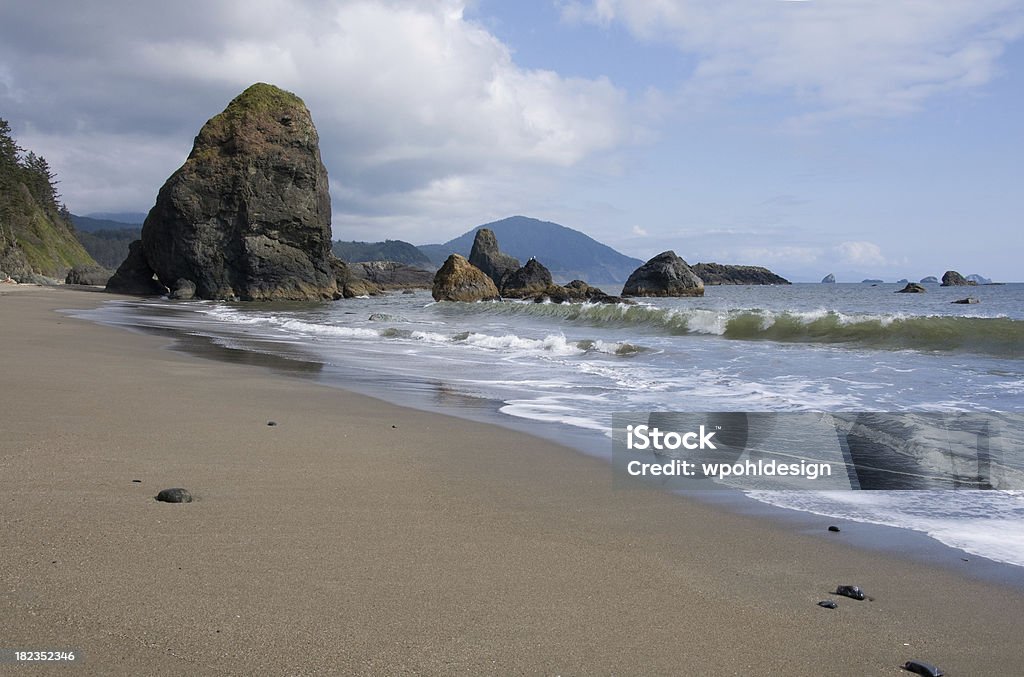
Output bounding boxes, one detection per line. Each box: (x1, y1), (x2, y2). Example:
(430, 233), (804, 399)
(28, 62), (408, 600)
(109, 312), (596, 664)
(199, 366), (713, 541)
(108, 83), (340, 300)
(432, 254), (499, 302)
(621, 251), (704, 297)
(966, 274), (992, 285)
(941, 270), (977, 287)
(469, 228), (520, 288)
(920, 276), (939, 284)
(861, 279), (884, 284)
(897, 279), (909, 284)
(822, 273), (836, 284)
(896, 282), (926, 293)
(690, 263), (790, 285)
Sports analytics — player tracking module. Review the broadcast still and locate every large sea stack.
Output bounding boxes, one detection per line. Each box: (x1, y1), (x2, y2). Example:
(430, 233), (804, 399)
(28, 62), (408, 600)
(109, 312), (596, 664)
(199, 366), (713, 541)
(108, 83), (338, 300)
(621, 251), (704, 297)
(468, 228), (520, 287)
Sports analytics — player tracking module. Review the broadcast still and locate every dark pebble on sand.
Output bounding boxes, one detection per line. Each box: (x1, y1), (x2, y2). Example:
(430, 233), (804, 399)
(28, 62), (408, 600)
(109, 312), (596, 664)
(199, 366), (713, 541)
(155, 488), (193, 503)
(835, 584), (866, 601)
(267, 421), (277, 426)
(827, 525), (840, 532)
(903, 659), (944, 676)
(391, 425), (397, 428)
(817, 600), (837, 609)
(132, 479), (142, 483)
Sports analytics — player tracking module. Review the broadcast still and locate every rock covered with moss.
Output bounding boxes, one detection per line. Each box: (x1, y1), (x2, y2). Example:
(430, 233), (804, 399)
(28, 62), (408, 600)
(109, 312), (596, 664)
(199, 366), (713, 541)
(109, 83), (339, 300)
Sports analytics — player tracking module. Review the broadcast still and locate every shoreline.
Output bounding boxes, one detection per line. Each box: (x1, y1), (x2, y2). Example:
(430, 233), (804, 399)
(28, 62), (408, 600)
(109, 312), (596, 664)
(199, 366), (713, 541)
(78, 290), (1024, 587)
(3, 284), (1024, 674)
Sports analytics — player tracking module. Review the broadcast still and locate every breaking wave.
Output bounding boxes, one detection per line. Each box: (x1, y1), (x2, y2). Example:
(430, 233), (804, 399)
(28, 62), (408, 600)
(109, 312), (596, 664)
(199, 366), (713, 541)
(436, 302), (1023, 357)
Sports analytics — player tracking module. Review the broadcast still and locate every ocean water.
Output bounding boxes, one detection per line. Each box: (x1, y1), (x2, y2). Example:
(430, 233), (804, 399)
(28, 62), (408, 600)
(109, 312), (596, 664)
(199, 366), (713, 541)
(73, 282), (1024, 567)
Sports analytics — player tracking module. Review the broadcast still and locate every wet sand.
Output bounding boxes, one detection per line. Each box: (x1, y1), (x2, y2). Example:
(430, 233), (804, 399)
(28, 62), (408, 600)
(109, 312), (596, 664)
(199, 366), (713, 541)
(2, 285), (1022, 675)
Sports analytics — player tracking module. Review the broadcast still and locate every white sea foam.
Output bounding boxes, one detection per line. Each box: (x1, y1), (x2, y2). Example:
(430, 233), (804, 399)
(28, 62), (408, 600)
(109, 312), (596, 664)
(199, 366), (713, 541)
(748, 490), (1024, 567)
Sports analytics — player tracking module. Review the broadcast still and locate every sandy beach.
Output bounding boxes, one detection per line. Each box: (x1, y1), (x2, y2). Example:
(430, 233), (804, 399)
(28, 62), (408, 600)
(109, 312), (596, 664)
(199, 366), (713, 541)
(2, 285), (1022, 675)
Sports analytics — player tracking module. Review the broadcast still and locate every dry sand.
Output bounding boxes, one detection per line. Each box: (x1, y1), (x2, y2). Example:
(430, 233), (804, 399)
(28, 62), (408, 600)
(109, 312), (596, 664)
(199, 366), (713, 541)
(2, 285), (1022, 675)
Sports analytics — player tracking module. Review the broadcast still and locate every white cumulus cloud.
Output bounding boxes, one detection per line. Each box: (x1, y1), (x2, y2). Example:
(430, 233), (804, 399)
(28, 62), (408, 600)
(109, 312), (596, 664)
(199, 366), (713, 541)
(835, 240), (888, 266)
(0, 0), (636, 240)
(562, 0), (1024, 123)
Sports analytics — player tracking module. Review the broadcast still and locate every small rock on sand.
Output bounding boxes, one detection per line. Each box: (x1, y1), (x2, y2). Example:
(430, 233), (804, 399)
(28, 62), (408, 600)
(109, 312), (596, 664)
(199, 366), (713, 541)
(155, 488), (193, 503)
(835, 584), (866, 600)
(902, 659), (944, 676)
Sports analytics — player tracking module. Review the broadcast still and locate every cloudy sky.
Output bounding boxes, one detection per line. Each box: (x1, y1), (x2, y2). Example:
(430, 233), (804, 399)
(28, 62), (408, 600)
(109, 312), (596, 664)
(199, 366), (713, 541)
(2, 0), (1022, 281)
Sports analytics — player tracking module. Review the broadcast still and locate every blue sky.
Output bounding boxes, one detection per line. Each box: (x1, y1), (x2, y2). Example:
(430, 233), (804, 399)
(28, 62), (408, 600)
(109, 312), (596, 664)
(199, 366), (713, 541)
(1, 1), (1021, 281)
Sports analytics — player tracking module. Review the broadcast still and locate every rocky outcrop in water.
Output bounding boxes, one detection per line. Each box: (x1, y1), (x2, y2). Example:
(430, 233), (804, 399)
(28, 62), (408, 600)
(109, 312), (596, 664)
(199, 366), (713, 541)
(65, 264), (112, 286)
(540, 280), (624, 304)
(329, 258), (382, 298)
(169, 278), (197, 300)
(896, 282), (926, 293)
(941, 270), (975, 287)
(621, 251), (704, 297)
(347, 261), (433, 290)
(691, 262), (790, 285)
(920, 276), (939, 284)
(108, 83), (339, 301)
(821, 273), (836, 283)
(951, 297), (979, 304)
(965, 273), (991, 285)
(432, 254), (499, 302)
(469, 228), (520, 288)
(500, 259), (552, 298)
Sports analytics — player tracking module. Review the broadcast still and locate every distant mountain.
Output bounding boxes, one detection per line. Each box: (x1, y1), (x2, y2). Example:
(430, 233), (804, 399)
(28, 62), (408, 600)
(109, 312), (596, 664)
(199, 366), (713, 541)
(85, 211), (147, 225)
(74, 227), (141, 270)
(421, 216), (644, 285)
(69, 214), (142, 270)
(72, 214), (143, 232)
(332, 239), (431, 267)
